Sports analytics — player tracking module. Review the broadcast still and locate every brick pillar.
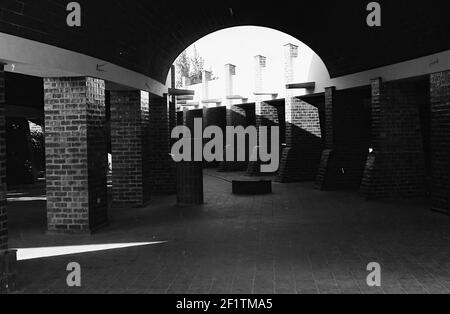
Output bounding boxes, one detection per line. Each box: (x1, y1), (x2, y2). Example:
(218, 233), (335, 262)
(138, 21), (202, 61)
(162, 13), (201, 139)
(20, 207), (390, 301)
(0, 65), (17, 294)
(44, 77), (108, 233)
(176, 110), (204, 205)
(430, 71), (450, 214)
(149, 95), (176, 194)
(0, 64), (7, 248)
(110, 90), (151, 207)
(361, 78), (426, 198)
(315, 87), (369, 190)
(277, 44), (322, 182)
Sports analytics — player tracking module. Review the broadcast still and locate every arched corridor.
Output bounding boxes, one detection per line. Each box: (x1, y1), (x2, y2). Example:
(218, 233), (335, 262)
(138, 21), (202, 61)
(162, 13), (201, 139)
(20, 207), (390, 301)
(0, 1), (449, 295)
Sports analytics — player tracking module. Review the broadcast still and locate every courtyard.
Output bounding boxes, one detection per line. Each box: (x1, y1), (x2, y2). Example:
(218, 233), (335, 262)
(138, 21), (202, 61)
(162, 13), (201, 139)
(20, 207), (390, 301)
(8, 170), (450, 294)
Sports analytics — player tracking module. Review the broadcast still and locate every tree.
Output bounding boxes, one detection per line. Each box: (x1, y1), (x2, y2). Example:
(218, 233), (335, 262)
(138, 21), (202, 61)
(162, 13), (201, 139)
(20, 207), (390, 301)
(175, 50), (190, 88)
(174, 45), (210, 88)
(189, 46), (204, 85)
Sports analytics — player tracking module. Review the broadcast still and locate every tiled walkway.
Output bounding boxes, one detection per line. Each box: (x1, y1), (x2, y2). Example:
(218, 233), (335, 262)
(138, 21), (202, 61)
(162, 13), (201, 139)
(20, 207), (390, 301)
(7, 170), (450, 294)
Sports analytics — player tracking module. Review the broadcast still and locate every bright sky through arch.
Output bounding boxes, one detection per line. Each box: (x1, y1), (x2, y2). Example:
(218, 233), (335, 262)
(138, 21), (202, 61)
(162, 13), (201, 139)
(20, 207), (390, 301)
(177, 26), (318, 97)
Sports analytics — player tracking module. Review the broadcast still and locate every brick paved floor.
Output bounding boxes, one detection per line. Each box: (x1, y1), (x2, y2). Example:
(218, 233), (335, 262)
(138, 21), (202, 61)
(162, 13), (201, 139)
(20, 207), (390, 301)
(7, 170), (450, 294)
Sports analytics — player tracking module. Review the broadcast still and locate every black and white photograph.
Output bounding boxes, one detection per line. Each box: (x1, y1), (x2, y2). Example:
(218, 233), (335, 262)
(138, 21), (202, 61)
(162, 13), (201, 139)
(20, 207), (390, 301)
(0, 0), (450, 300)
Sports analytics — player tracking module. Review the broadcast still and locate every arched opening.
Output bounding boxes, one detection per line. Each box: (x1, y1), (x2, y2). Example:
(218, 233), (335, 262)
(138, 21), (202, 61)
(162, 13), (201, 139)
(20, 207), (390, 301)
(169, 26), (373, 202)
(168, 26), (331, 96)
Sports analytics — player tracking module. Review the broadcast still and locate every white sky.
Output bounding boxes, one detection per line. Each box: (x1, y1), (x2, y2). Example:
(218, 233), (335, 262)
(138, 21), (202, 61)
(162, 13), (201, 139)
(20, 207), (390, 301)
(178, 26), (317, 99)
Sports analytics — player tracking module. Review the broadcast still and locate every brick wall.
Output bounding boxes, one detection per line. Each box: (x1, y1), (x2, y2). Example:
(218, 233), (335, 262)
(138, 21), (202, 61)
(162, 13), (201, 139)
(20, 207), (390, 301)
(255, 102), (279, 130)
(361, 78), (426, 198)
(0, 64), (7, 248)
(247, 102), (279, 176)
(316, 87), (370, 190)
(227, 105), (248, 128)
(277, 97), (323, 182)
(176, 109), (203, 205)
(110, 90), (151, 206)
(430, 71), (450, 214)
(45, 77), (108, 233)
(149, 95), (176, 195)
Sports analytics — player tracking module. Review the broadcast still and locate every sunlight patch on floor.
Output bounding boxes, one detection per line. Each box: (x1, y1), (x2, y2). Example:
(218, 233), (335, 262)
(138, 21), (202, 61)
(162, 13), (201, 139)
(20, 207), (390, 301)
(14, 242), (167, 261)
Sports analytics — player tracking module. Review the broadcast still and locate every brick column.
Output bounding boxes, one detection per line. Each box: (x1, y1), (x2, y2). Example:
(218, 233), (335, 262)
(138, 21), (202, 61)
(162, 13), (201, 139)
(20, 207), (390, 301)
(315, 87), (369, 190)
(45, 77), (108, 233)
(110, 90), (151, 207)
(277, 44), (322, 182)
(176, 109), (204, 205)
(0, 65), (17, 294)
(149, 95), (176, 194)
(430, 71), (450, 214)
(0, 64), (7, 248)
(361, 78), (426, 198)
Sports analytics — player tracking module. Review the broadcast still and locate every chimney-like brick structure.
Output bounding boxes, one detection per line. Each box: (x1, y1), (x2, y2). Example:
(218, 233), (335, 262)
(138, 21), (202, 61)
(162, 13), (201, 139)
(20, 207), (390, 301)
(202, 70), (212, 106)
(177, 109), (204, 205)
(220, 65), (250, 172)
(315, 87), (369, 190)
(149, 95), (176, 194)
(361, 78), (426, 198)
(110, 90), (152, 207)
(225, 64), (236, 108)
(254, 55), (266, 97)
(44, 77), (108, 233)
(0, 64), (7, 248)
(182, 77), (191, 89)
(430, 70), (450, 214)
(247, 56), (279, 176)
(276, 44), (323, 182)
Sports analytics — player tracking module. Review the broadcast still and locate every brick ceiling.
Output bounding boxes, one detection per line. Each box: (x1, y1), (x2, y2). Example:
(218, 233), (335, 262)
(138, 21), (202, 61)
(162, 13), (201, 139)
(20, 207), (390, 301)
(0, 0), (449, 83)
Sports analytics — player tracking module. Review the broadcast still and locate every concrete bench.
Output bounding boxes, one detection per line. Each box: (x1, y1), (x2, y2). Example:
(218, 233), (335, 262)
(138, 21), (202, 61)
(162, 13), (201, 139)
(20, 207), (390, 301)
(232, 180), (272, 195)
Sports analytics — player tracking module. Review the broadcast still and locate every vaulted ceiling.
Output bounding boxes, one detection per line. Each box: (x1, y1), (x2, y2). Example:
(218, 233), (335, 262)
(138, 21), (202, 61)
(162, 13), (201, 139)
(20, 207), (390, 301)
(0, 0), (449, 83)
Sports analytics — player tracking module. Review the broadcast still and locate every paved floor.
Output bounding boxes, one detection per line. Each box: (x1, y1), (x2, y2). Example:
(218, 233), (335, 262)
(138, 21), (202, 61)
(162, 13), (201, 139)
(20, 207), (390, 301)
(7, 170), (450, 294)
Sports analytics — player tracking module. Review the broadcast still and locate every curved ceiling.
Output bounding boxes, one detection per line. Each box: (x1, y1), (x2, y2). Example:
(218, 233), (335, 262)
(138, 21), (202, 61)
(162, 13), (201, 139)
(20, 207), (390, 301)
(0, 1), (449, 84)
